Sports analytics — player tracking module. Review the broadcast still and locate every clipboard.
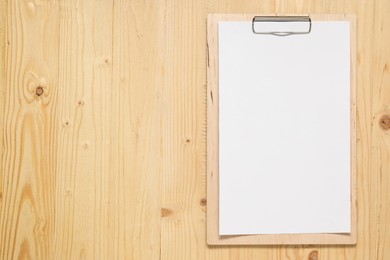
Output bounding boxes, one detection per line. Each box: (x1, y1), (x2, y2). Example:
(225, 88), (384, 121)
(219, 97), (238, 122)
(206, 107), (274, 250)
(207, 14), (357, 245)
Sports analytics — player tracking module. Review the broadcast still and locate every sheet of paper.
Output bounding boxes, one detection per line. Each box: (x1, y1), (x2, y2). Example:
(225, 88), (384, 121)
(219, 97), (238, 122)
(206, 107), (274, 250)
(219, 21), (351, 235)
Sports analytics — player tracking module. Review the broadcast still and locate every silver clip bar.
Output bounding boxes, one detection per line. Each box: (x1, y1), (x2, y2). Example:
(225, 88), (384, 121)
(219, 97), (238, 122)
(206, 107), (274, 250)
(252, 16), (312, 36)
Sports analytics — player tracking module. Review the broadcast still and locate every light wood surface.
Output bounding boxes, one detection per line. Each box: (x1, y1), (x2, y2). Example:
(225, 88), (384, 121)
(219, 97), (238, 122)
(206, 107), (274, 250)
(0, 0), (389, 259)
(207, 13), (357, 245)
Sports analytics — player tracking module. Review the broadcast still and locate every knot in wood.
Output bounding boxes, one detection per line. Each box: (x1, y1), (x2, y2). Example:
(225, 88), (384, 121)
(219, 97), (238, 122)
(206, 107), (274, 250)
(35, 86), (44, 96)
(379, 115), (390, 130)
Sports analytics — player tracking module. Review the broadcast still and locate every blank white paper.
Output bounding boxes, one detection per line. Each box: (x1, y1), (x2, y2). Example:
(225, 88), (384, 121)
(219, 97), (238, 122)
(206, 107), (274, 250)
(219, 21), (351, 235)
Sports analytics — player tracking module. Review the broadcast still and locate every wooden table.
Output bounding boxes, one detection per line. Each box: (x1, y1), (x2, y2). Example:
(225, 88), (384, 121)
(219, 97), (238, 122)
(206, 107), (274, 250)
(0, 0), (389, 259)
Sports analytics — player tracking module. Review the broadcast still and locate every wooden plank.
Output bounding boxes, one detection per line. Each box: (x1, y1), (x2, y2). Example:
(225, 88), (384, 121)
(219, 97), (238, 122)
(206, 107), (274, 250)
(0, 0), (60, 258)
(159, 0), (208, 259)
(87, 2), (115, 258)
(110, 0), (163, 258)
(207, 13), (357, 245)
(360, 0), (390, 258)
(0, 0), (5, 243)
(51, 1), (116, 258)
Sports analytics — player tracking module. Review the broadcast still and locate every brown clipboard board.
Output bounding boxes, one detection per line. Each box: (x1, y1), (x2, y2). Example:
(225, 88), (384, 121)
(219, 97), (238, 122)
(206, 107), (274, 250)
(207, 14), (357, 245)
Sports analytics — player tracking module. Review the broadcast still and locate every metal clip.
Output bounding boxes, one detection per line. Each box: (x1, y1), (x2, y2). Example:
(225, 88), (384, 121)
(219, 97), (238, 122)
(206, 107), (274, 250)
(252, 16), (312, 36)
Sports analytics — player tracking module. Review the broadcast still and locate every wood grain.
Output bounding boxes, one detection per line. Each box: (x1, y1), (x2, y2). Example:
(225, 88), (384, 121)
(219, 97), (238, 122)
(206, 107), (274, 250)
(159, 1), (208, 260)
(0, 1), (5, 245)
(0, 0), (390, 259)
